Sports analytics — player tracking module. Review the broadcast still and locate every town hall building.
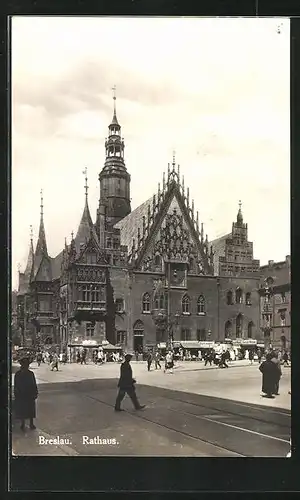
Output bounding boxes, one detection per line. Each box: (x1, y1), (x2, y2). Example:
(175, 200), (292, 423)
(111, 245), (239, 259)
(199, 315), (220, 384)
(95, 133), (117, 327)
(16, 94), (290, 352)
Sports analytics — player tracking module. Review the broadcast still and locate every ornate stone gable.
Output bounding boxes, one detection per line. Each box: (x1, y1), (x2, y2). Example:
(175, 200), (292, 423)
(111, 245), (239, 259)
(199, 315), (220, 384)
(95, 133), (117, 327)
(135, 188), (213, 274)
(76, 233), (108, 266)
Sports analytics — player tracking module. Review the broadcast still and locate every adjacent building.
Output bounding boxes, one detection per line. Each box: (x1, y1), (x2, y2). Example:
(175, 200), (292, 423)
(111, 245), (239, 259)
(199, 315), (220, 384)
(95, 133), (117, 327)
(259, 257), (291, 350)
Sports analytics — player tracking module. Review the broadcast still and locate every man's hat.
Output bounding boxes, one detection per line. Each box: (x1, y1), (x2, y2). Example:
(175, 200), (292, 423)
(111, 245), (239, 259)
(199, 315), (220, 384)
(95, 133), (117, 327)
(124, 353), (133, 359)
(19, 356), (30, 366)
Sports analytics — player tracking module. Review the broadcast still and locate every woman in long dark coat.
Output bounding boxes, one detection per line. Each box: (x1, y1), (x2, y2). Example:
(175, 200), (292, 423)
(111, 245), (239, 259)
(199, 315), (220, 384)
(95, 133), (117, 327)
(259, 353), (279, 398)
(14, 357), (38, 431)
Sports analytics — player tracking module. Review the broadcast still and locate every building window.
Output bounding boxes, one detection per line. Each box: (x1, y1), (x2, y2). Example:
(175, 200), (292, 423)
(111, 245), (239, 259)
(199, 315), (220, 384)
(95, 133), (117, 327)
(197, 295), (206, 314)
(86, 253), (97, 264)
(227, 291), (233, 305)
(113, 239), (119, 249)
(197, 329), (206, 340)
(106, 238), (112, 248)
(82, 285), (91, 302)
(154, 293), (166, 310)
(236, 314), (243, 338)
(116, 330), (126, 345)
(181, 328), (191, 341)
(225, 320), (232, 338)
(280, 335), (286, 349)
(154, 254), (162, 268)
(115, 298), (124, 313)
(86, 322), (95, 337)
(113, 256), (118, 266)
(247, 321), (254, 338)
(82, 285), (101, 303)
(182, 294), (190, 314)
(142, 293), (151, 313)
(280, 313), (286, 327)
(246, 292), (251, 305)
(281, 293), (286, 303)
(236, 287), (243, 304)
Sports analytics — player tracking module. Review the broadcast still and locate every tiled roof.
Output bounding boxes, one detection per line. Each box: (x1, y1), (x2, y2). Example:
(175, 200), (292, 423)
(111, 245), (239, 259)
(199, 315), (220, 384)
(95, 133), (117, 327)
(74, 200), (99, 254)
(51, 251), (64, 281)
(114, 196), (153, 252)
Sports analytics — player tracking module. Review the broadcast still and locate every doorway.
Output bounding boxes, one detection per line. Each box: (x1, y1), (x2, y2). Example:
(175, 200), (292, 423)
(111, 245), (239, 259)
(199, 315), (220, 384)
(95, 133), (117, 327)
(133, 320), (144, 353)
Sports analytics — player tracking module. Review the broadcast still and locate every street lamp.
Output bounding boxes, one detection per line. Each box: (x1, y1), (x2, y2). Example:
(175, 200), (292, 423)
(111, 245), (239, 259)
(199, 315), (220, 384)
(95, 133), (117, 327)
(261, 278), (273, 351)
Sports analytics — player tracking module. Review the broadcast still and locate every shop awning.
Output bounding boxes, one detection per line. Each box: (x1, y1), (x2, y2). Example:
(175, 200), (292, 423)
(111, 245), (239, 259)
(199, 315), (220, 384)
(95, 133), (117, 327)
(102, 343), (122, 351)
(179, 341), (204, 349)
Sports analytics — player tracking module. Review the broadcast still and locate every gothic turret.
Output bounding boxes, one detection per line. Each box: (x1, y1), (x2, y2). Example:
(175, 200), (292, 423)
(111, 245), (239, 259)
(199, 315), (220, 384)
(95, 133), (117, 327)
(98, 86), (131, 229)
(237, 199), (243, 225)
(32, 190), (52, 281)
(232, 200), (248, 243)
(74, 168), (98, 255)
(24, 225), (34, 282)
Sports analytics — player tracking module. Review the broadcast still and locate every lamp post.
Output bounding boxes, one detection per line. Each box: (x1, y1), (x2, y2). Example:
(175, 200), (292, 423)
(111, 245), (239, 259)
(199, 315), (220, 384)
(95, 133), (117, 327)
(261, 278), (273, 352)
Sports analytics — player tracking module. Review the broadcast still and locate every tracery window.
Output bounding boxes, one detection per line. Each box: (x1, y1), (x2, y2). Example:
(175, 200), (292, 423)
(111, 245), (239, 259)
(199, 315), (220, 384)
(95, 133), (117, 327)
(197, 295), (206, 314)
(236, 287), (243, 304)
(246, 292), (251, 305)
(142, 293), (151, 313)
(236, 314), (243, 338)
(182, 294), (190, 314)
(227, 291), (233, 305)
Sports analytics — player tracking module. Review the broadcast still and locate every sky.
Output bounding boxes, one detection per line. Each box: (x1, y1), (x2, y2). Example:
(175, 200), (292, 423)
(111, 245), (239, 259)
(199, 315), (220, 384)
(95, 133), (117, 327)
(11, 16), (290, 290)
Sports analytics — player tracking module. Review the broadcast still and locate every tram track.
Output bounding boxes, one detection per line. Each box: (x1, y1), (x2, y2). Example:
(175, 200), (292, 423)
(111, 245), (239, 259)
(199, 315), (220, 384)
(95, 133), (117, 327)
(85, 394), (246, 457)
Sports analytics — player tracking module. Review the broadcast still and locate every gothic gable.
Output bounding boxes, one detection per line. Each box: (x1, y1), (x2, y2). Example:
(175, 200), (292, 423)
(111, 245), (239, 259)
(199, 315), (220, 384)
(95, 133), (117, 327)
(77, 232), (108, 265)
(135, 183), (213, 274)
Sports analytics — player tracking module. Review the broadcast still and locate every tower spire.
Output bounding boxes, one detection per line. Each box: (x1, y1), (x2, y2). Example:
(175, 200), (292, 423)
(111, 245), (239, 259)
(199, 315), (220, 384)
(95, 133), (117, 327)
(237, 199), (243, 225)
(40, 189), (44, 219)
(35, 189), (48, 257)
(25, 225), (34, 279)
(110, 84), (119, 125)
(83, 167), (89, 202)
(172, 150), (176, 169)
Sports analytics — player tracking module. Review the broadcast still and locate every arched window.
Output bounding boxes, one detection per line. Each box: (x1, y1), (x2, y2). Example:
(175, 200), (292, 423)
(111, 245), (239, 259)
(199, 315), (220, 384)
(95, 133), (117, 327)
(236, 314), (243, 338)
(236, 287), (243, 304)
(142, 293), (150, 313)
(247, 321), (254, 338)
(197, 295), (205, 314)
(280, 335), (286, 349)
(154, 254), (161, 267)
(246, 292), (251, 305)
(227, 291), (233, 305)
(154, 293), (166, 310)
(225, 320), (232, 338)
(182, 294), (190, 314)
(133, 320), (144, 335)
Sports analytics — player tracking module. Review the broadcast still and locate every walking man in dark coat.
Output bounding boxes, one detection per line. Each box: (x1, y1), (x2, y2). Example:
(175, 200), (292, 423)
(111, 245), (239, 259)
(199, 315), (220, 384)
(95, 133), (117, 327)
(14, 357), (38, 431)
(115, 354), (145, 412)
(259, 353), (279, 398)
